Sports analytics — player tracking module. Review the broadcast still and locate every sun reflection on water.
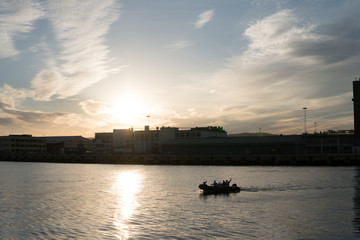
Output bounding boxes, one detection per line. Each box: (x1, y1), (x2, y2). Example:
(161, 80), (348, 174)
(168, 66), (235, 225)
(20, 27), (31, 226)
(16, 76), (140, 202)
(112, 171), (142, 239)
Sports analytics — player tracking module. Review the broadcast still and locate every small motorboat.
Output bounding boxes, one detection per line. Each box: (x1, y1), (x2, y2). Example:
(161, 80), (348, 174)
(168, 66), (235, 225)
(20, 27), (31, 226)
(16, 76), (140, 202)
(199, 180), (240, 194)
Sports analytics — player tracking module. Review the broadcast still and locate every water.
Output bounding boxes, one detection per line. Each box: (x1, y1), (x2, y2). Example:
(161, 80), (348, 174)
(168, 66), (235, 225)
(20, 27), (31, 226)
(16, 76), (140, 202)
(0, 161), (359, 239)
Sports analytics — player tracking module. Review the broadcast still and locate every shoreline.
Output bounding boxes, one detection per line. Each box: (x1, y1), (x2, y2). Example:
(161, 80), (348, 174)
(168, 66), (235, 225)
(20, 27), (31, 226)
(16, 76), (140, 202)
(1, 153), (360, 166)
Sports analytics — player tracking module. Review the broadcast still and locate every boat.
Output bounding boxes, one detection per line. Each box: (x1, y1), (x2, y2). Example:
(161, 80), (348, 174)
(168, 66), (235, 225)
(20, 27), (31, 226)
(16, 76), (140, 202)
(198, 180), (240, 194)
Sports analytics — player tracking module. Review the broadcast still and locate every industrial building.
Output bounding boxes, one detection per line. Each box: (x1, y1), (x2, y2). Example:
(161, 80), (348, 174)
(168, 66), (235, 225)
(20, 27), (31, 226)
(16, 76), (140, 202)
(160, 135), (303, 155)
(46, 136), (94, 154)
(0, 79), (359, 164)
(94, 132), (114, 154)
(95, 126), (227, 154)
(354, 79), (360, 146)
(0, 135), (46, 154)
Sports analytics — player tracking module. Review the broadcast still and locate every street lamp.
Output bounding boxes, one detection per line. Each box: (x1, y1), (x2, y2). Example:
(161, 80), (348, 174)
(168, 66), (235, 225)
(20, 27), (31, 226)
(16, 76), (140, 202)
(146, 115), (150, 126)
(303, 107), (307, 134)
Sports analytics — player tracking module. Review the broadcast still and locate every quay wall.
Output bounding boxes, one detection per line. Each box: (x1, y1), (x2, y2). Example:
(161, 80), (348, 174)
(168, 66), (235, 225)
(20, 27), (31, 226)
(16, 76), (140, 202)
(1, 153), (360, 166)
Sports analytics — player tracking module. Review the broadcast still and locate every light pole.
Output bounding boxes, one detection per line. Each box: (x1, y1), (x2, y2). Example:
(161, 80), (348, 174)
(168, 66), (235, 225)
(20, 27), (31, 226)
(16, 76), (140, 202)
(303, 107), (307, 134)
(314, 122), (317, 134)
(146, 115), (150, 126)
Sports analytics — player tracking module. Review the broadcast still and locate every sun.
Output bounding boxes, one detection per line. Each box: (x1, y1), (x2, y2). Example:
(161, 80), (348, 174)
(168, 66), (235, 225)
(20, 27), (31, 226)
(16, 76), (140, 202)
(109, 94), (147, 126)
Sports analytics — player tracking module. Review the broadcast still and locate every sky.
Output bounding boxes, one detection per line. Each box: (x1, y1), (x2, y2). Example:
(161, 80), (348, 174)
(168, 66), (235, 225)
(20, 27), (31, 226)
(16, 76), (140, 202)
(0, 0), (360, 137)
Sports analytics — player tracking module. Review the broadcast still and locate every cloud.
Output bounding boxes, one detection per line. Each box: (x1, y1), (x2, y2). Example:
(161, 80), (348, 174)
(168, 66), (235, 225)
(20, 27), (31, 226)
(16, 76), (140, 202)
(0, 84), (33, 108)
(31, 70), (63, 100)
(0, 117), (18, 126)
(167, 40), (192, 49)
(3, 108), (67, 123)
(0, 85), (82, 129)
(0, 96), (86, 137)
(31, 0), (120, 101)
(239, 9), (360, 98)
(195, 9), (214, 29)
(175, 9), (360, 134)
(79, 99), (111, 115)
(0, 0), (43, 58)
(241, 9), (316, 65)
(0, 98), (74, 124)
(289, 15), (360, 64)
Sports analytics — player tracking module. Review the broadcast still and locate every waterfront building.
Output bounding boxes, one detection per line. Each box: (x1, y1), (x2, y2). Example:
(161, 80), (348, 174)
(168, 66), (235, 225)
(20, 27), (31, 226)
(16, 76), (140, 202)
(95, 126), (356, 155)
(95, 126), (227, 154)
(161, 135), (304, 155)
(95, 132), (114, 154)
(354, 79), (360, 145)
(46, 136), (94, 154)
(0, 135), (46, 153)
(160, 133), (355, 155)
(120, 126), (160, 153)
(303, 133), (354, 154)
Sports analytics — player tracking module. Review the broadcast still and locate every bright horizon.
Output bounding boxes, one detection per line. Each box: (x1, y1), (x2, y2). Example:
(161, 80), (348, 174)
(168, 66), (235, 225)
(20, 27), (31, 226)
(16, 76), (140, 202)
(1, 0), (359, 137)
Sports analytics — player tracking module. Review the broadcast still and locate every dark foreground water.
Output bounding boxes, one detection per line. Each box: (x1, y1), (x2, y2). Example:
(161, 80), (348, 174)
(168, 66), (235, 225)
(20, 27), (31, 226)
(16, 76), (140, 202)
(1, 162), (359, 239)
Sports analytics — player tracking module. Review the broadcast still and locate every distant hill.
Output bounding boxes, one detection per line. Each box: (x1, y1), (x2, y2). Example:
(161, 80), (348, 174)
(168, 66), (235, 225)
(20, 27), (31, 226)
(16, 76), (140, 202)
(227, 132), (277, 137)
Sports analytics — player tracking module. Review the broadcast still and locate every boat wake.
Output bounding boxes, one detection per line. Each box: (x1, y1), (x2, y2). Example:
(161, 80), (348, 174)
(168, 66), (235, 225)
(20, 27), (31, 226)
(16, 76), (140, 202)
(240, 184), (351, 192)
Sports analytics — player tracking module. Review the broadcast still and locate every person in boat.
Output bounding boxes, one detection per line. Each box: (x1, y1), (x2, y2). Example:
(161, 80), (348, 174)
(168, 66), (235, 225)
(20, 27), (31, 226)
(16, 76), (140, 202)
(222, 179), (231, 187)
(202, 181), (207, 186)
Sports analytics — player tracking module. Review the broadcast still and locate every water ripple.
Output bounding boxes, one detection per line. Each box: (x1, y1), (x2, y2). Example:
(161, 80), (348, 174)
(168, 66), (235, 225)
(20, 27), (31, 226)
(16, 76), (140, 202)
(0, 163), (357, 239)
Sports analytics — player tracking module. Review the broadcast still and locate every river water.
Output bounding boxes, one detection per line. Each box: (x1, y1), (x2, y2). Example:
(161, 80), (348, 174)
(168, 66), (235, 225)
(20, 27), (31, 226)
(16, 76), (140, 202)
(0, 161), (359, 239)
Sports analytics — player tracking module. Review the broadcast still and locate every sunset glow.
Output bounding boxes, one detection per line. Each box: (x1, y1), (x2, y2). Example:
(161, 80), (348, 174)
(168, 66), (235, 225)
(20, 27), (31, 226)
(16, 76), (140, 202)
(109, 95), (147, 126)
(0, 0), (359, 136)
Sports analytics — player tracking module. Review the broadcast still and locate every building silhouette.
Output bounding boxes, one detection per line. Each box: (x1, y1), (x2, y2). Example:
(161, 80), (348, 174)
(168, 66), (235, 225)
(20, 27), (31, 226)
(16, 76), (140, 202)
(0, 79), (359, 159)
(95, 126), (227, 154)
(0, 135), (46, 153)
(353, 79), (360, 145)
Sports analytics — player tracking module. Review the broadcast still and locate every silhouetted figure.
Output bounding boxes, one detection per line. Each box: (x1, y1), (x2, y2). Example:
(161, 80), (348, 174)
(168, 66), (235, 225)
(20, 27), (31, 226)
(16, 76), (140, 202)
(213, 180), (217, 186)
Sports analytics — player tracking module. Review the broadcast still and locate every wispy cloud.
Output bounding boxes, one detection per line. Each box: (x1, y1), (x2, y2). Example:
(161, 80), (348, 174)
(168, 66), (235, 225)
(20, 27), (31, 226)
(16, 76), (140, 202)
(241, 9), (315, 66)
(31, 0), (121, 101)
(195, 9), (214, 29)
(222, 9), (358, 133)
(0, 0), (43, 58)
(0, 84), (33, 108)
(79, 99), (111, 115)
(167, 40), (192, 49)
(175, 9), (359, 133)
(0, 97), (83, 136)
